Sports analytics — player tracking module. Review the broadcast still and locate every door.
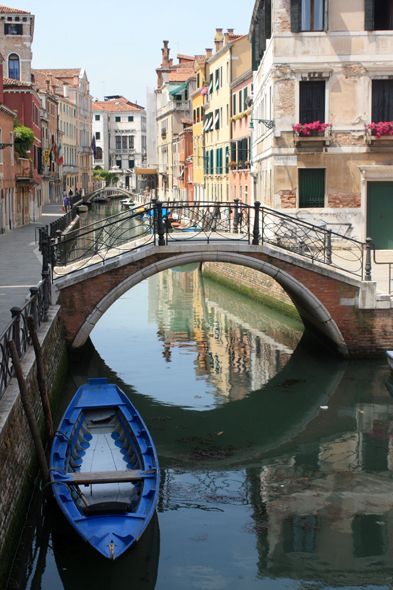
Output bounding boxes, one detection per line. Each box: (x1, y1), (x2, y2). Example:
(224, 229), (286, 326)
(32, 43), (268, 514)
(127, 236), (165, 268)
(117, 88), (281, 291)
(367, 181), (393, 249)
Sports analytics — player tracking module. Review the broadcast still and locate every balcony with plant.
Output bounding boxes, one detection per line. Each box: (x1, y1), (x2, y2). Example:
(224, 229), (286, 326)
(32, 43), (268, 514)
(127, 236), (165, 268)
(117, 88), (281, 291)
(366, 121), (393, 142)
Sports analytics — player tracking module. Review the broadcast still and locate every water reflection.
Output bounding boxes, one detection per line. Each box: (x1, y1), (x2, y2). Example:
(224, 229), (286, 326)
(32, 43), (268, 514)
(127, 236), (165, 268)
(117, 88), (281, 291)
(7, 267), (393, 590)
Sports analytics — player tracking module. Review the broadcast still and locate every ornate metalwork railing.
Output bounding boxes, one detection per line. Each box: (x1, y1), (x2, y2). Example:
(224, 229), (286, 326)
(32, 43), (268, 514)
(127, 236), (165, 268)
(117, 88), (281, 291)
(0, 278), (50, 402)
(45, 199), (372, 283)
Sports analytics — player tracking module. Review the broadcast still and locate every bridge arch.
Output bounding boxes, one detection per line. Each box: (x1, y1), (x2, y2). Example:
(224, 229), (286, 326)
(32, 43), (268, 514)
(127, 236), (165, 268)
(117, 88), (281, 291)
(63, 250), (348, 357)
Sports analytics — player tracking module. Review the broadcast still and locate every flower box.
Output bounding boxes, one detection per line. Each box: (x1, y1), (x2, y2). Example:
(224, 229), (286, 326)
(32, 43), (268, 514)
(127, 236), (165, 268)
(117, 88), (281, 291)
(366, 121), (393, 141)
(293, 121), (331, 136)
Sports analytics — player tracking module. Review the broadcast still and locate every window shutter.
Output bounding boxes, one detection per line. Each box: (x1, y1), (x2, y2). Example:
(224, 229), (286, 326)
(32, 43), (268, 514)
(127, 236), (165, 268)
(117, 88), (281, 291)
(324, 0), (329, 31)
(252, 35), (259, 72)
(291, 0), (301, 32)
(364, 0), (374, 31)
(259, 7), (266, 57)
(299, 81), (326, 124)
(265, 0), (272, 39)
(299, 169), (325, 208)
(372, 80), (393, 122)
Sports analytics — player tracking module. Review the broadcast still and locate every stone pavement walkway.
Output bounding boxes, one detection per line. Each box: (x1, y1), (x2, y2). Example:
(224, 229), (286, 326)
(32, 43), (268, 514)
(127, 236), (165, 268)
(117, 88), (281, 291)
(0, 203), (63, 333)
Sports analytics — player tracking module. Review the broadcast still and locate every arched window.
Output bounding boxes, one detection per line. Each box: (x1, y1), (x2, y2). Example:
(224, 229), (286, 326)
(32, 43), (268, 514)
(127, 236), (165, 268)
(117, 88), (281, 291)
(8, 54), (20, 80)
(96, 146), (103, 160)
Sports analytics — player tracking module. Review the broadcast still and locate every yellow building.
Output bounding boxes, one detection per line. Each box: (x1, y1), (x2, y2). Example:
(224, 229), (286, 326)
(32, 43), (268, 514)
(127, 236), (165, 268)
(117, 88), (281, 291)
(191, 55), (208, 201)
(203, 29), (251, 203)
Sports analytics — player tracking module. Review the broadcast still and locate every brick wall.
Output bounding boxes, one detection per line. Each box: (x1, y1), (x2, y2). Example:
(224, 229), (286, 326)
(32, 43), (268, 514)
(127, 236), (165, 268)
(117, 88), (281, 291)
(0, 306), (67, 584)
(327, 191), (361, 208)
(202, 261), (296, 312)
(278, 189), (297, 208)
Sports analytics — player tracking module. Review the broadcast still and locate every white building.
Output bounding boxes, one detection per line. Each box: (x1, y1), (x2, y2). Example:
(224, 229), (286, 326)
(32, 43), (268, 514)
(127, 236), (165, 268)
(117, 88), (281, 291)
(92, 96), (147, 190)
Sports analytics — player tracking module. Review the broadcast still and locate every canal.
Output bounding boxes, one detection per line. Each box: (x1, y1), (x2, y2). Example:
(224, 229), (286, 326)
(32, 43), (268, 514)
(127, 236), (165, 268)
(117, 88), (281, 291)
(6, 200), (393, 589)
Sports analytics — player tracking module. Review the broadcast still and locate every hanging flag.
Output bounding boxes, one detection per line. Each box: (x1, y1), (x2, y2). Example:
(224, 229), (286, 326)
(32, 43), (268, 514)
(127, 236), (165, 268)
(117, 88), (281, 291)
(57, 143), (64, 166)
(91, 135), (97, 158)
(53, 141), (58, 163)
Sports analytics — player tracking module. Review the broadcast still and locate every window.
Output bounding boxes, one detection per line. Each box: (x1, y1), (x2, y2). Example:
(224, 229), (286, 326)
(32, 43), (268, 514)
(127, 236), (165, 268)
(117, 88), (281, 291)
(8, 54), (20, 80)
(197, 107), (200, 122)
(372, 80), (393, 122)
(299, 168), (325, 207)
(214, 109), (220, 130)
(226, 103), (229, 126)
(122, 136), (127, 150)
(231, 141), (236, 163)
(215, 69), (219, 91)
(128, 116), (134, 122)
(299, 80), (325, 123)
(208, 73), (213, 94)
(95, 132), (100, 140)
(95, 114), (100, 121)
(115, 116), (121, 122)
(197, 72), (200, 88)
(365, 0), (393, 30)
(239, 90), (243, 112)
(116, 159), (121, 168)
(4, 23), (22, 35)
(233, 94), (237, 116)
(291, 0), (326, 32)
(115, 136), (121, 150)
(225, 146), (229, 173)
(129, 160), (134, 169)
(10, 132), (13, 165)
(244, 86), (248, 111)
(193, 109), (196, 123)
(128, 136), (134, 149)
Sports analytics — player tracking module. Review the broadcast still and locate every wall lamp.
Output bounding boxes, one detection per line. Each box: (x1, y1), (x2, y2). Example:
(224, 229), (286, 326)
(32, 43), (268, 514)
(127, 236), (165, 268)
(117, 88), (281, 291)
(249, 118), (275, 130)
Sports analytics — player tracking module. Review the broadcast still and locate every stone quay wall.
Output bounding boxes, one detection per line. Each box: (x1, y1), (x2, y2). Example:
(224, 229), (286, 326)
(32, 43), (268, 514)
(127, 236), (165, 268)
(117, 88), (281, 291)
(0, 306), (68, 587)
(202, 261), (299, 317)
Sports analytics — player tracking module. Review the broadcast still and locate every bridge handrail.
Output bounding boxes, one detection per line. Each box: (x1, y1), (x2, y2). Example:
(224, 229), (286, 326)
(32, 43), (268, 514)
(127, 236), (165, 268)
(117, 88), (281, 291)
(45, 200), (372, 284)
(368, 238), (393, 294)
(0, 278), (50, 402)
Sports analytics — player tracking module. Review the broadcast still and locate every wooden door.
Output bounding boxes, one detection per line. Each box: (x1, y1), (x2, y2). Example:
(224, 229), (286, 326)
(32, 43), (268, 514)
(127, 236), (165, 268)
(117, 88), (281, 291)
(367, 181), (393, 249)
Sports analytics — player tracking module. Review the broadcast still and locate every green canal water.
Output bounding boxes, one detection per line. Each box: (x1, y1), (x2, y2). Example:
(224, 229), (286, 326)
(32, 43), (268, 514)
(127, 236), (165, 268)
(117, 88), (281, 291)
(6, 200), (393, 590)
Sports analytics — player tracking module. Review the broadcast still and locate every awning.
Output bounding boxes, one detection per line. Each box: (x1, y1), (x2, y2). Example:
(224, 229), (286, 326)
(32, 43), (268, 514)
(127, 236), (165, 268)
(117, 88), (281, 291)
(213, 112), (219, 128)
(204, 117), (212, 132)
(169, 83), (187, 96)
(134, 167), (157, 175)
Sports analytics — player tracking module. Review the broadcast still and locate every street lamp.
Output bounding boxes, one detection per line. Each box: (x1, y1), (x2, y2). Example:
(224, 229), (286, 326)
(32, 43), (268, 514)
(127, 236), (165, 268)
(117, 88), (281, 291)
(249, 118), (275, 130)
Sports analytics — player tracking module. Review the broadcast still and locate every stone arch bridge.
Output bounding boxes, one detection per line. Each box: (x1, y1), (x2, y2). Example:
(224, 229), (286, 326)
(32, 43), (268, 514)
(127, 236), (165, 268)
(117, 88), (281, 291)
(52, 239), (392, 359)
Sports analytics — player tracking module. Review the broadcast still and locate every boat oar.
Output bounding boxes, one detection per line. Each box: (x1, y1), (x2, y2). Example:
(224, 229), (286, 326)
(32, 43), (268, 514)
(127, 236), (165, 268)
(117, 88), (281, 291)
(7, 340), (50, 488)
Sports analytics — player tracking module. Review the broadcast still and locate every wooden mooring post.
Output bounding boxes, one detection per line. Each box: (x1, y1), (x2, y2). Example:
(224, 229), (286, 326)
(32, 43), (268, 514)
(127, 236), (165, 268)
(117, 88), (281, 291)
(7, 340), (50, 487)
(26, 316), (54, 441)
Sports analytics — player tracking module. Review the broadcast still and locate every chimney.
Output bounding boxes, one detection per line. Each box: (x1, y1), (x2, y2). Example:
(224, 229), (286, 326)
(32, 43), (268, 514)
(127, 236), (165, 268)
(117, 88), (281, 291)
(205, 48), (213, 60)
(214, 28), (223, 53)
(161, 40), (170, 68)
(46, 78), (50, 93)
(224, 32), (229, 45)
(227, 28), (234, 35)
(73, 74), (79, 86)
(63, 84), (69, 98)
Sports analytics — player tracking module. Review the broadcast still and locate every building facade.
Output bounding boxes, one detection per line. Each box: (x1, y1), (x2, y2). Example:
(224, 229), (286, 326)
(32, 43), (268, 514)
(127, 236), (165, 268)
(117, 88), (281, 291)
(229, 71), (252, 205)
(156, 42), (196, 201)
(203, 29), (251, 203)
(0, 57), (16, 232)
(0, 4), (34, 83)
(92, 95), (146, 190)
(249, 0), (393, 246)
(191, 55), (208, 202)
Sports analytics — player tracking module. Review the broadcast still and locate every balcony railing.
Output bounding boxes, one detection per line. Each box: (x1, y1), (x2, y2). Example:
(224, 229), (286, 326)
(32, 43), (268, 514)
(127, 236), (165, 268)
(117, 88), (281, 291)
(158, 100), (190, 117)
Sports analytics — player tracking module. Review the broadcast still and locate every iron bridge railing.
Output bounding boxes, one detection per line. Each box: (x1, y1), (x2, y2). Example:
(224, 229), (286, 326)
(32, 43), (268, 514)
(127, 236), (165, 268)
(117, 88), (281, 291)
(45, 199), (374, 284)
(0, 277), (51, 402)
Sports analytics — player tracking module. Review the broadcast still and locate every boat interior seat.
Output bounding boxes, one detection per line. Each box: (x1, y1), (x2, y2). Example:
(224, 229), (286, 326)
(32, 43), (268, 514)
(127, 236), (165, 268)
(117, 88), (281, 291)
(82, 501), (132, 516)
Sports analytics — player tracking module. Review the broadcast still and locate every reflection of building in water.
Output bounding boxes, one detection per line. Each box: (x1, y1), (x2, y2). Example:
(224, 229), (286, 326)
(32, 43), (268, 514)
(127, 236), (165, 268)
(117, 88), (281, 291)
(251, 401), (393, 583)
(148, 270), (302, 401)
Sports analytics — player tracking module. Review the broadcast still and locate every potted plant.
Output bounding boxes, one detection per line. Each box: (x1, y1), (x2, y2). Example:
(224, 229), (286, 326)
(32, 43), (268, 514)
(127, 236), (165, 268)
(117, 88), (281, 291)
(366, 121), (393, 137)
(293, 121), (331, 136)
(229, 161), (237, 170)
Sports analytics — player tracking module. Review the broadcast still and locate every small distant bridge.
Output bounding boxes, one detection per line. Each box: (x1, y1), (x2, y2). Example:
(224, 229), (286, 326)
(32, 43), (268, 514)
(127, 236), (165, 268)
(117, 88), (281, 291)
(86, 186), (137, 203)
(39, 200), (393, 358)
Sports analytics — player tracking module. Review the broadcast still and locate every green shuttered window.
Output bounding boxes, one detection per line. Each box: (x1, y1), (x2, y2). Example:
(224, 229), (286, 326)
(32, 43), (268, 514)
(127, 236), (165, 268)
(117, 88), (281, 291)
(299, 169), (325, 208)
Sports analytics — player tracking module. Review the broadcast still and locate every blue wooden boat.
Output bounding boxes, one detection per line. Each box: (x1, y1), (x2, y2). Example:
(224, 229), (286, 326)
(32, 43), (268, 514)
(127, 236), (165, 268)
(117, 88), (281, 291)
(50, 378), (159, 560)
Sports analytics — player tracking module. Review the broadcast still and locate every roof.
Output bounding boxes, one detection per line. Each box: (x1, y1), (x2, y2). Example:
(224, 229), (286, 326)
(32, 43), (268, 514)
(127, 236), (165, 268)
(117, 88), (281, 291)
(195, 55), (207, 65)
(167, 71), (195, 82)
(92, 96), (145, 113)
(176, 54), (194, 62)
(0, 4), (30, 14)
(181, 118), (193, 126)
(32, 69), (64, 92)
(3, 77), (32, 88)
(33, 68), (82, 88)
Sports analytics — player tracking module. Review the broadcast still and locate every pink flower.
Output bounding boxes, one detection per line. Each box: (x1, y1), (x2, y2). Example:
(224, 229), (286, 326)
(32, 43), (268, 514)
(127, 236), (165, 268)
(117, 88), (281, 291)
(366, 121), (393, 137)
(293, 121), (331, 136)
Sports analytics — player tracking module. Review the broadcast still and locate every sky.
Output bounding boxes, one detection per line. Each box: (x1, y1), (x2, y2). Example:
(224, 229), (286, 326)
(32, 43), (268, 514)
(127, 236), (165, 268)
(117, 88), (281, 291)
(15, 0), (255, 107)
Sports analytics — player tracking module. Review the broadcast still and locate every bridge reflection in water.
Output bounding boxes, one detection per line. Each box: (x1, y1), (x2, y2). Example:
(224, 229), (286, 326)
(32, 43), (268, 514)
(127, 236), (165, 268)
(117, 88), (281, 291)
(7, 269), (393, 590)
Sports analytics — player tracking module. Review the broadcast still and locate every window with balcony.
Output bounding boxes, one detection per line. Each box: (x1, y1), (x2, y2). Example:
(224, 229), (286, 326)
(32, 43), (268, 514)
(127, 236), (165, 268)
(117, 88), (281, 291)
(121, 136), (127, 150)
(115, 136), (121, 150)
(299, 81), (325, 124)
(291, 0), (327, 32)
(299, 168), (325, 207)
(8, 54), (20, 80)
(129, 135), (134, 149)
(372, 80), (393, 122)
(365, 0), (393, 30)
(116, 160), (121, 168)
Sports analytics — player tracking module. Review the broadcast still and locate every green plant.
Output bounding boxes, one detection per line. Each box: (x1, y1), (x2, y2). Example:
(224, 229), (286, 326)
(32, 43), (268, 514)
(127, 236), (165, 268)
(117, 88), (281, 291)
(13, 122), (34, 158)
